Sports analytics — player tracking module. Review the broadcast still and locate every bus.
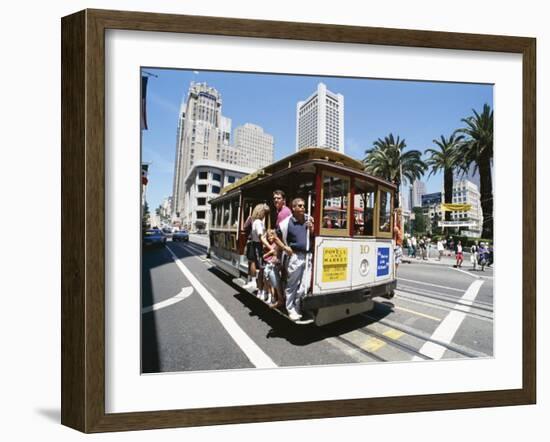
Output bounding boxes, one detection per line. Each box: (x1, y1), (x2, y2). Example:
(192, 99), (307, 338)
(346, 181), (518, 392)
(208, 147), (397, 326)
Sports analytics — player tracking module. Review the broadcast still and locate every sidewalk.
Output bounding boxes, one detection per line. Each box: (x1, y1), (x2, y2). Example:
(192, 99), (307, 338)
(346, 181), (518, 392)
(401, 248), (494, 269)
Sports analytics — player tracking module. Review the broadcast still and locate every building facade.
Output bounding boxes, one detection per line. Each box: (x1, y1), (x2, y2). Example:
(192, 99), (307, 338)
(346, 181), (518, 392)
(447, 179), (483, 237)
(233, 123), (274, 170)
(180, 160), (254, 231)
(296, 83), (344, 153)
(172, 82), (229, 218)
(422, 180), (483, 237)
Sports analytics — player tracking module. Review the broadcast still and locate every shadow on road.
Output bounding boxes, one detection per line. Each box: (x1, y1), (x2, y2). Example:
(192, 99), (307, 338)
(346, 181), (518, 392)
(141, 246), (178, 374)
(208, 267), (393, 347)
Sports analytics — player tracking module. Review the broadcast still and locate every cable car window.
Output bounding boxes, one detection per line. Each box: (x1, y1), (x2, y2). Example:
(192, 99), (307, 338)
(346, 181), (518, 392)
(219, 205), (224, 228)
(321, 172), (349, 234)
(210, 204), (217, 228)
(223, 201), (230, 227)
(378, 189), (392, 233)
(354, 179), (375, 236)
(230, 198), (239, 228)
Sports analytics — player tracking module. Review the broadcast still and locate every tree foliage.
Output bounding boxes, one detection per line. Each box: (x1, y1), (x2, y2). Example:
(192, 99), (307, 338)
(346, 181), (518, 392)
(455, 104), (494, 238)
(364, 133), (427, 208)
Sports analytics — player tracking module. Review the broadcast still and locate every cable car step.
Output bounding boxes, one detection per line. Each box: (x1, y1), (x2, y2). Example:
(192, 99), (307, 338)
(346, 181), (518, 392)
(233, 277), (315, 325)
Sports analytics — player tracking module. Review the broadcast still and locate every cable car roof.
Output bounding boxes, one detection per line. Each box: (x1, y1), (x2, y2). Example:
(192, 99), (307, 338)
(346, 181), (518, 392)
(219, 147), (396, 197)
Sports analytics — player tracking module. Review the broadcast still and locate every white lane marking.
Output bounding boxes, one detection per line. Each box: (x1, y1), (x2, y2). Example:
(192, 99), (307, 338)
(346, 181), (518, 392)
(449, 266), (480, 279)
(396, 290), (493, 323)
(412, 279), (484, 361)
(165, 245), (277, 369)
(142, 287), (193, 314)
(399, 278), (464, 292)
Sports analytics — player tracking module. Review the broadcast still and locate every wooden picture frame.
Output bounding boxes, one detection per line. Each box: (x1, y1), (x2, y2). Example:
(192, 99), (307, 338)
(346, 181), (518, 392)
(61, 8), (536, 433)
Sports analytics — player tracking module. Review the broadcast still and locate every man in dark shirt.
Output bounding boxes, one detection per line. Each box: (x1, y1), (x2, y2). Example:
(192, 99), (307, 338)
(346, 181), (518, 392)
(277, 197), (314, 321)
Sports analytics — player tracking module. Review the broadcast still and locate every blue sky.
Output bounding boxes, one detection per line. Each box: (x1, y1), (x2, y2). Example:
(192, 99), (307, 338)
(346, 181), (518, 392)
(141, 68), (492, 212)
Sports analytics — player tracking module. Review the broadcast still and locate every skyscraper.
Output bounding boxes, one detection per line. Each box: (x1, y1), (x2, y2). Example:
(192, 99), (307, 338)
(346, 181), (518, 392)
(296, 83), (344, 153)
(233, 123), (274, 170)
(410, 180), (427, 208)
(172, 82), (228, 217)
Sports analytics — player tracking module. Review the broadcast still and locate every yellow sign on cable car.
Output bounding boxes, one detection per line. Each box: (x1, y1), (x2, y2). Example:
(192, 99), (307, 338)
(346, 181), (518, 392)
(322, 247), (348, 282)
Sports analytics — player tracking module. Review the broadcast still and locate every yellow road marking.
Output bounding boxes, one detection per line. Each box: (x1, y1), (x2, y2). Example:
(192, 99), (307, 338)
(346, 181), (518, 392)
(383, 329), (404, 340)
(342, 331), (387, 354)
(394, 306), (441, 322)
(361, 337), (386, 352)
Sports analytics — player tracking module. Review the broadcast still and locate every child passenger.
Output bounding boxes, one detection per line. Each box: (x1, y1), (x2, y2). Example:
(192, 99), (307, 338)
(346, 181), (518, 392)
(262, 229), (284, 308)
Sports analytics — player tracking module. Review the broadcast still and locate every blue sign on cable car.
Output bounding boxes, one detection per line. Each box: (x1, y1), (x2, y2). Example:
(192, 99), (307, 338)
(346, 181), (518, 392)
(377, 247), (390, 277)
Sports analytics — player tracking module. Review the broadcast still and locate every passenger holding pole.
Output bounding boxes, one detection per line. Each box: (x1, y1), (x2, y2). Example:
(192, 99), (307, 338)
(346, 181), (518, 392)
(277, 197), (315, 321)
(393, 208), (403, 272)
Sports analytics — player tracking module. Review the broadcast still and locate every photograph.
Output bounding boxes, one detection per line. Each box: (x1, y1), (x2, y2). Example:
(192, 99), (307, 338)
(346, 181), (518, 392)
(140, 68), (495, 374)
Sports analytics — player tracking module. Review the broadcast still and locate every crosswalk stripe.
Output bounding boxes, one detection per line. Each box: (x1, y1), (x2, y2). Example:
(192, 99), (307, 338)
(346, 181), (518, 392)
(412, 279), (484, 361)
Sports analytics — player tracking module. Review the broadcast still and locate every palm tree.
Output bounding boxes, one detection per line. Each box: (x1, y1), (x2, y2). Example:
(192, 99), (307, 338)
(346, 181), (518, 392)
(364, 133), (427, 209)
(455, 104), (493, 239)
(425, 134), (464, 222)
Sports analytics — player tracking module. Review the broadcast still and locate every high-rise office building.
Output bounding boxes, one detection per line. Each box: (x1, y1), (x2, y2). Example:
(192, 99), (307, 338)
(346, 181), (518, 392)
(233, 123), (274, 170)
(410, 180), (427, 208)
(296, 83), (344, 153)
(172, 82), (228, 218)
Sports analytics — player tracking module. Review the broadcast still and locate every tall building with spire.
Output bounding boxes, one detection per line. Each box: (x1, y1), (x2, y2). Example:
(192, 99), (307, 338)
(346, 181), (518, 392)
(172, 82), (229, 217)
(296, 83), (344, 153)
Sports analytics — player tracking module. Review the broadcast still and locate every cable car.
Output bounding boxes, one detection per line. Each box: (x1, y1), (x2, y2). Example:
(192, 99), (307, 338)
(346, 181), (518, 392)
(208, 147), (397, 325)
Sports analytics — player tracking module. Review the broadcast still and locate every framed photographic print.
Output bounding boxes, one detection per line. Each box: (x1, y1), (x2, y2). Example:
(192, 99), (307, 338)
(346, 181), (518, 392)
(61, 9), (536, 433)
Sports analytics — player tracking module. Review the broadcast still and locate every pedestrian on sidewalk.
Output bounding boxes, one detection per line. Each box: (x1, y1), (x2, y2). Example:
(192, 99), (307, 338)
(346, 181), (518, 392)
(478, 242), (489, 271)
(410, 235), (417, 258)
(455, 240), (464, 268)
(470, 241), (479, 270)
(418, 237), (428, 261)
(405, 235), (412, 257)
(437, 239), (444, 261)
(487, 244), (494, 267)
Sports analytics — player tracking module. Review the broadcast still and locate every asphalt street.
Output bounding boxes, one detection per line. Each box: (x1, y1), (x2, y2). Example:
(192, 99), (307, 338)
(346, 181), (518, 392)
(141, 234), (494, 373)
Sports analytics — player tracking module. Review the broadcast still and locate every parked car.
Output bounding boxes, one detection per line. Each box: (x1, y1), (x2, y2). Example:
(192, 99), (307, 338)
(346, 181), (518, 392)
(172, 229), (190, 242)
(143, 229), (167, 247)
